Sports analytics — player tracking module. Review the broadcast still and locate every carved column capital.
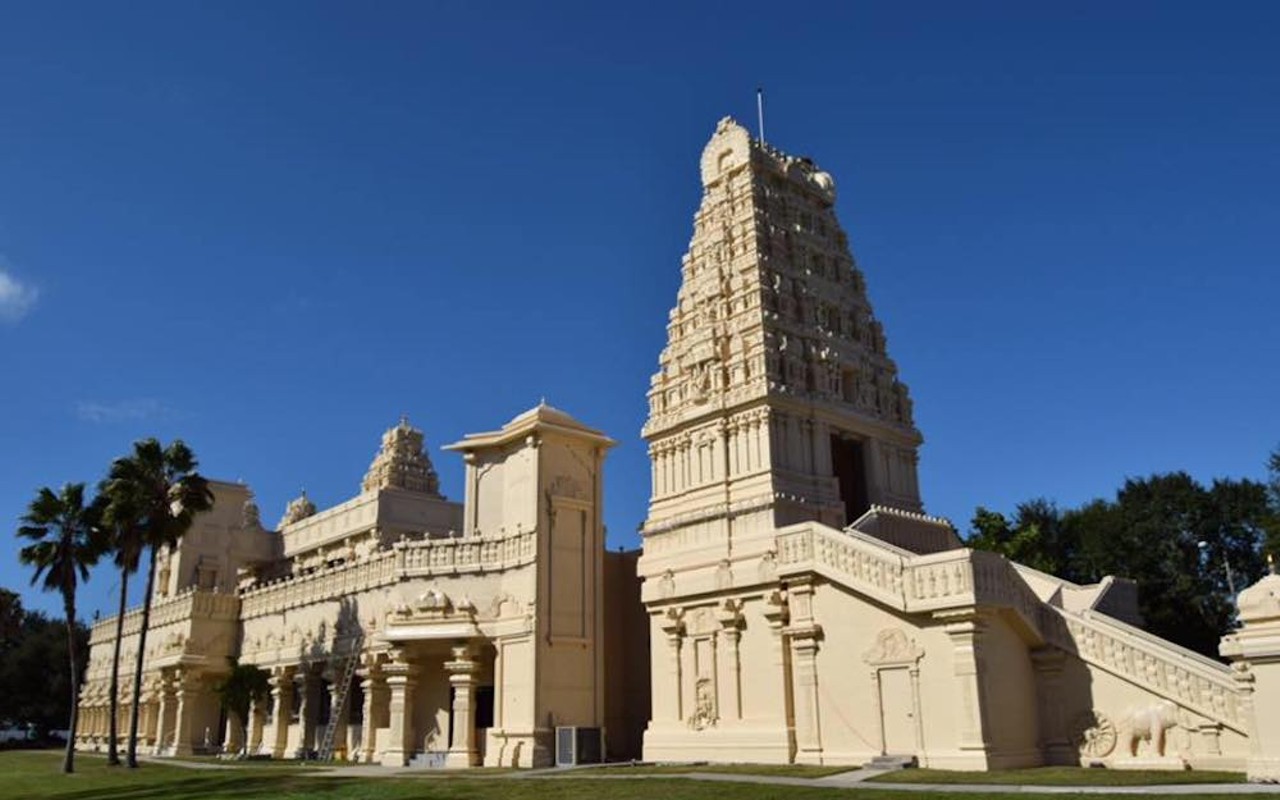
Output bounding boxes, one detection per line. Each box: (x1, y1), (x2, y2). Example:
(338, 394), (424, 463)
(659, 606), (686, 638)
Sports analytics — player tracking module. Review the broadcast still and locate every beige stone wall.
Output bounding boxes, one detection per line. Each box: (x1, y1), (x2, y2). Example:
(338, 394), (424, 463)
(602, 549), (649, 761)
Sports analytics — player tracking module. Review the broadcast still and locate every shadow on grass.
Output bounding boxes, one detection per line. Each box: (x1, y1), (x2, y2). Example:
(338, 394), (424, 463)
(55, 774), (363, 800)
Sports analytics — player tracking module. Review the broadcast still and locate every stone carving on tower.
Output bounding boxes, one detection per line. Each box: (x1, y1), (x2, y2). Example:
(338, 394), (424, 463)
(362, 416), (443, 497)
(279, 490), (317, 528)
(642, 117), (924, 549)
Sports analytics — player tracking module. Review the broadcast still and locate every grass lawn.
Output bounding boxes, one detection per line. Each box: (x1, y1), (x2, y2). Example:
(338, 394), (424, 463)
(0, 751), (1258, 800)
(578, 763), (857, 778)
(868, 765), (1248, 786)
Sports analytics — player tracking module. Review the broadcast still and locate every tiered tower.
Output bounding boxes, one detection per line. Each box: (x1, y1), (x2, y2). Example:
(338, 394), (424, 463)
(641, 118), (923, 556)
(362, 416), (443, 497)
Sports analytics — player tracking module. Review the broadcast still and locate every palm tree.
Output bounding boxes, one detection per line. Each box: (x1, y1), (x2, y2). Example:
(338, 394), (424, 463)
(105, 439), (213, 768)
(214, 658), (270, 757)
(99, 486), (144, 767)
(17, 482), (106, 774)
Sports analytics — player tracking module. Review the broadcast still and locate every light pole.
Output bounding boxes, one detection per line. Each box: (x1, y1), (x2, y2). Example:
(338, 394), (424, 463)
(1198, 541), (1237, 598)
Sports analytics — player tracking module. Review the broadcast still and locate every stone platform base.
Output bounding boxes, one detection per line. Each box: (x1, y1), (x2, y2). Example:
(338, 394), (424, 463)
(1110, 756), (1187, 770)
(1248, 756), (1280, 783)
(643, 724), (793, 765)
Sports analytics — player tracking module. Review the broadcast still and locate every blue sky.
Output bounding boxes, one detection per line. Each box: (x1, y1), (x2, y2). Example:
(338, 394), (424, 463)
(2, 2), (1277, 620)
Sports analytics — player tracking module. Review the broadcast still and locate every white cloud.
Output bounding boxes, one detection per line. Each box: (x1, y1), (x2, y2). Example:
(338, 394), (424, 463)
(0, 267), (38, 323)
(75, 398), (172, 424)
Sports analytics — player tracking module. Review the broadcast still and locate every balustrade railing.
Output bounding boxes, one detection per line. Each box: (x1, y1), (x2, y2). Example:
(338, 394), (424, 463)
(238, 529), (538, 619)
(776, 521), (1245, 732)
(88, 587), (240, 643)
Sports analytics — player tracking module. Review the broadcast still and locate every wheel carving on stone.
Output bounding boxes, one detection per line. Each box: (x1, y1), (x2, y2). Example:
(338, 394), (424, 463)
(1070, 710), (1117, 758)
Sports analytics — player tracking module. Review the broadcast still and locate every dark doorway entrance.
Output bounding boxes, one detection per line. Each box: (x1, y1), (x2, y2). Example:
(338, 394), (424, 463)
(830, 434), (870, 525)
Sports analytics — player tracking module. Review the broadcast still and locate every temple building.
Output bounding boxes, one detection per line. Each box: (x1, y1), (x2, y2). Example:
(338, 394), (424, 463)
(77, 117), (1280, 780)
(77, 407), (647, 767)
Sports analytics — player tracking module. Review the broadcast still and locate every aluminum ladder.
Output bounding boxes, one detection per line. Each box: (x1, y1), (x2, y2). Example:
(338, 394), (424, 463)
(317, 634), (363, 761)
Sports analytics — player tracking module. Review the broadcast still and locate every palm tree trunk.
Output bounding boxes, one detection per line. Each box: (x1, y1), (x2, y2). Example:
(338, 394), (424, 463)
(107, 570), (129, 765)
(125, 548), (157, 768)
(62, 594), (78, 775)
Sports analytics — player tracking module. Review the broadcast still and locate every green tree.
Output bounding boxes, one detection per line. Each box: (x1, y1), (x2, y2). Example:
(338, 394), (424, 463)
(213, 659), (270, 756)
(968, 500), (1072, 578)
(99, 486), (144, 767)
(16, 483), (106, 773)
(967, 470), (1277, 659)
(1268, 445), (1280, 556)
(0, 610), (88, 734)
(105, 439), (213, 768)
(0, 588), (22, 648)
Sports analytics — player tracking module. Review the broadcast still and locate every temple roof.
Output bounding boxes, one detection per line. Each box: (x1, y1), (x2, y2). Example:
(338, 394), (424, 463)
(444, 401), (614, 452)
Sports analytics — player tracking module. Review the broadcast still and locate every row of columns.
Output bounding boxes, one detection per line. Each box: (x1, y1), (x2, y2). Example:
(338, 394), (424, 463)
(76, 668), (208, 757)
(240, 644), (482, 766)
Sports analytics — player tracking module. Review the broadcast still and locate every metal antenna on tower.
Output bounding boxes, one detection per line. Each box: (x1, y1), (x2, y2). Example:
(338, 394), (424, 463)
(756, 87), (766, 144)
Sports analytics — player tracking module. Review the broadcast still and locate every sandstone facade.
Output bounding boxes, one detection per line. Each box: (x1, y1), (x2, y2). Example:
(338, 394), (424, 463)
(77, 118), (1280, 779)
(76, 407), (642, 767)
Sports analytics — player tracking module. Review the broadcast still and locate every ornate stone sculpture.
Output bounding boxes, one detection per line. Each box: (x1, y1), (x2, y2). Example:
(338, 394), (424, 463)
(241, 491), (262, 531)
(1070, 710), (1117, 758)
(688, 677), (717, 731)
(279, 490), (316, 528)
(362, 416), (442, 497)
(1119, 700), (1179, 758)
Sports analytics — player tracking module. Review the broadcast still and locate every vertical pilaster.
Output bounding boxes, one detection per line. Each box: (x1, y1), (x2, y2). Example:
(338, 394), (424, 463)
(1031, 648), (1069, 763)
(942, 613), (992, 764)
(658, 609), (685, 722)
(717, 601), (743, 721)
(762, 589), (795, 758)
(785, 579), (823, 764)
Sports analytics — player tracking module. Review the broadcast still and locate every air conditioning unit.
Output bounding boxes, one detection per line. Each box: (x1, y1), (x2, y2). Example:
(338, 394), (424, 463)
(555, 726), (603, 766)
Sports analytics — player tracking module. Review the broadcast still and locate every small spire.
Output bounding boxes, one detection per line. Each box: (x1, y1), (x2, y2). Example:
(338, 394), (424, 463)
(1269, 553), (1276, 576)
(539, 396), (547, 407)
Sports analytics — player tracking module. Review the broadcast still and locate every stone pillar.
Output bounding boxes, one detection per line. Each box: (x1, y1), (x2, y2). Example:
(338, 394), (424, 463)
(1221, 568), (1280, 782)
(381, 649), (417, 766)
(269, 666), (294, 759)
(444, 644), (480, 767)
(326, 677), (350, 758)
(142, 687), (160, 748)
(295, 670), (318, 758)
(942, 612), (992, 767)
(248, 697), (266, 755)
(224, 711), (244, 755)
(171, 669), (198, 757)
(359, 662), (383, 764)
(153, 671), (176, 755)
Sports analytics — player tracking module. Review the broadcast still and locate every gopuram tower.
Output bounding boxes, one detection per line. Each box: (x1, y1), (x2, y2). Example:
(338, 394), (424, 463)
(642, 117), (923, 551)
(639, 118), (932, 763)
